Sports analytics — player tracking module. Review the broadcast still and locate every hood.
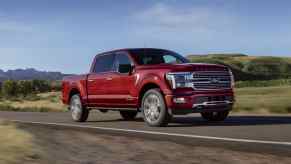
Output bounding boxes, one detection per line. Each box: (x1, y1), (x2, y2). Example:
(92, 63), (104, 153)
(136, 63), (228, 72)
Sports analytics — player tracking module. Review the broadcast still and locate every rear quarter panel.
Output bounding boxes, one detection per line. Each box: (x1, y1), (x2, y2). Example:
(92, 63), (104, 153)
(62, 74), (88, 105)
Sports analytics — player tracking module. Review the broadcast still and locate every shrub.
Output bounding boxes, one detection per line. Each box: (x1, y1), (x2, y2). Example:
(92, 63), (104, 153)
(1, 80), (18, 97)
(242, 57), (291, 78)
(32, 80), (50, 93)
(50, 81), (61, 91)
(18, 80), (34, 97)
(0, 79), (60, 98)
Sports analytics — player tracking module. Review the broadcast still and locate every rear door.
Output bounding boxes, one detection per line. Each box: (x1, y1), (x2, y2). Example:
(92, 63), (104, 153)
(107, 51), (137, 107)
(87, 53), (115, 106)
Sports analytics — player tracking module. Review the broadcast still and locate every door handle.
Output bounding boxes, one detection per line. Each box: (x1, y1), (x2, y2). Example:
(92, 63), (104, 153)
(106, 77), (113, 81)
(88, 79), (94, 82)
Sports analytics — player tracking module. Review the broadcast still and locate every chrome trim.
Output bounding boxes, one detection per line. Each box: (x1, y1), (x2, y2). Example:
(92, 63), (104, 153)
(192, 100), (233, 108)
(191, 71), (232, 90)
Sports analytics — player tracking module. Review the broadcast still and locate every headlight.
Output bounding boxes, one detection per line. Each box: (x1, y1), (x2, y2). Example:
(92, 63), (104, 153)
(166, 72), (193, 89)
(229, 69), (235, 88)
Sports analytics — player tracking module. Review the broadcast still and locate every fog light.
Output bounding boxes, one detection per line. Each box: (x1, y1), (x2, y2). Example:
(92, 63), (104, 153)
(173, 97), (186, 104)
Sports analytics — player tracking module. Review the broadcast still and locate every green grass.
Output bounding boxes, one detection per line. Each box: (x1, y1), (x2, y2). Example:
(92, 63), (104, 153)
(234, 86), (291, 113)
(236, 79), (291, 88)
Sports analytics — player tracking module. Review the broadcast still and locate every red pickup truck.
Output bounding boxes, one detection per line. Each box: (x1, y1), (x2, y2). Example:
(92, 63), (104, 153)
(62, 48), (234, 127)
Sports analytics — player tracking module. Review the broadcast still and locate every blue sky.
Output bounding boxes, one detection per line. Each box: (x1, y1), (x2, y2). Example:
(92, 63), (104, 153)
(1, 0), (291, 73)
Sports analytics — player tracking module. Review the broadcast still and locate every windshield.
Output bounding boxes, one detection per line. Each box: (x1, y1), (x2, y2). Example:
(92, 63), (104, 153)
(129, 49), (189, 65)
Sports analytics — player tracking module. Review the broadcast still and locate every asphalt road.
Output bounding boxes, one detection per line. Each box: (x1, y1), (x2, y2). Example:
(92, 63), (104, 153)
(1, 111), (291, 156)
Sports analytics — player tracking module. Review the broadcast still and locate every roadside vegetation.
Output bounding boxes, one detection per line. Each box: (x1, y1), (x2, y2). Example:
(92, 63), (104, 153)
(0, 120), (42, 164)
(0, 92), (66, 112)
(1, 86), (291, 114)
(0, 79), (61, 98)
(234, 86), (291, 114)
(0, 80), (65, 112)
(236, 79), (291, 88)
(187, 54), (291, 81)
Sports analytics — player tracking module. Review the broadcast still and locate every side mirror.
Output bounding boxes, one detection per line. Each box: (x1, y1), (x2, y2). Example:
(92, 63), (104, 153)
(118, 64), (132, 74)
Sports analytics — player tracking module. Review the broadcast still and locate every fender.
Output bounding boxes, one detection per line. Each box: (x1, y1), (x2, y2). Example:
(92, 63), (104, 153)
(68, 80), (88, 105)
(136, 73), (172, 96)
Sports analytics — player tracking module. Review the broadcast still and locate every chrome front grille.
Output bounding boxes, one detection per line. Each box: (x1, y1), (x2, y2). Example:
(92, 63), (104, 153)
(192, 71), (232, 90)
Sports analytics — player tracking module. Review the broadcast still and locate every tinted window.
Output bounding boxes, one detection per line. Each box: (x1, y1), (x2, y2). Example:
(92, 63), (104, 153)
(94, 54), (115, 73)
(163, 55), (179, 64)
(114, 53), (132, 73)
(129, 49), (189, 65)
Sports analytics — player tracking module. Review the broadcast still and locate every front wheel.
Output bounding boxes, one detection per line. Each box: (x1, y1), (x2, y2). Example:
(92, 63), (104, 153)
(201, 111), (229, 121)
(70, 94), (89, 122)
(141, 89), (171, 127)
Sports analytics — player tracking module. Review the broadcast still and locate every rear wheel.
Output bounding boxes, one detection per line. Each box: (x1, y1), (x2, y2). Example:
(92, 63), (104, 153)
(120, 111), (138, 120)
(201, 111), (229, 121)
(141, 89), (171, 127)
(70, 94), (89, 122)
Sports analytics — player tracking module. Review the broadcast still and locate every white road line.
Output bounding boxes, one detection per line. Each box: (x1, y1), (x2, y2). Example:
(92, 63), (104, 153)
(11, 119), (291, 146)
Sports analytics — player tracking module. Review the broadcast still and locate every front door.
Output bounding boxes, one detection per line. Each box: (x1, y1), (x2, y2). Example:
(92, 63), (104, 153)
(107, 52), (136, 108)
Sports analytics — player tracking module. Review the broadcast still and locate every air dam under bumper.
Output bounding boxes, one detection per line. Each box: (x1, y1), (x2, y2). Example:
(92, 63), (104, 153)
(165, 93), (234, 115)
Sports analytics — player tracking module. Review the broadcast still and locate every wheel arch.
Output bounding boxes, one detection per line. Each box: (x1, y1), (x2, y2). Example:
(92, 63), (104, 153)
(138, 83), (163, 108)
(68, 88), (81, 104)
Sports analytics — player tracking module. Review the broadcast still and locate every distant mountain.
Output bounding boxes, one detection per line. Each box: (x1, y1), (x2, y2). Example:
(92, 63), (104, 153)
(0, 68), (69, 81)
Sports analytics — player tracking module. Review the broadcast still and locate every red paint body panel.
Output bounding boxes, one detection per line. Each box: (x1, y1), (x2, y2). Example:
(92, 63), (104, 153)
(62, 48), (234, 114)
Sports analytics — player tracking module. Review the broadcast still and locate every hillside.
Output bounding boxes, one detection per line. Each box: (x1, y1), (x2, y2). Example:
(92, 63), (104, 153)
(1, 55), (291, 82)
(187, 54), (291, 81)
(0, 68), (68, 82)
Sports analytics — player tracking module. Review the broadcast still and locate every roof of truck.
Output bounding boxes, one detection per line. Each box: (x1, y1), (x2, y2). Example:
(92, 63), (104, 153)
(96, 48), (173, 55)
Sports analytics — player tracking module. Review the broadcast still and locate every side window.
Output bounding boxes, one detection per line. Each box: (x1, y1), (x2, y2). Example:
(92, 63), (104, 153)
(163, 55), (181, 64)
(114, 53), (132, 73)
(94, 54), (115, 73)
(140, 54), (163, 65)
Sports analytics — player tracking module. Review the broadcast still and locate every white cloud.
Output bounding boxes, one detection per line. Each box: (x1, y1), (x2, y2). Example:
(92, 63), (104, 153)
(133, 3), (232, 33)
(128, 2), (236, 53)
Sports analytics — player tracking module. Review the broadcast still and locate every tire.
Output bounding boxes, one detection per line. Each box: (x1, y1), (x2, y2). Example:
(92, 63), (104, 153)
(120, 111), (138, 120)
(69, 94), (89, 122)
(201, 111), (229, 121)
(141, 89), (171, 127)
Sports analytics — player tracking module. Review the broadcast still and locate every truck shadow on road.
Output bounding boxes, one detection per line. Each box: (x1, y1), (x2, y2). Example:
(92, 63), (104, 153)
(88, 115), (291, 127)
(168, 115), (291, 127)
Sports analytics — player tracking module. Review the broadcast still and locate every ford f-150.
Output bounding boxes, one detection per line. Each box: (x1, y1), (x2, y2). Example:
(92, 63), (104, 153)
(62, 48), (235, 127)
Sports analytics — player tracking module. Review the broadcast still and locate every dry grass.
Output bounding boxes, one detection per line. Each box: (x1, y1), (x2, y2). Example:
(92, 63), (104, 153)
(234, 86), (291, 114)
(0, 92), (67, 112)
(0, 120), (41, 164)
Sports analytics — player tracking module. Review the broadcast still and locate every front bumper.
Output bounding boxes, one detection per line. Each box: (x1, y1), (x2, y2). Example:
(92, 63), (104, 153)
(165, 91), (234, 115)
